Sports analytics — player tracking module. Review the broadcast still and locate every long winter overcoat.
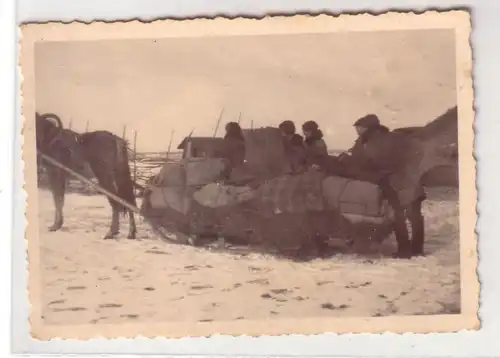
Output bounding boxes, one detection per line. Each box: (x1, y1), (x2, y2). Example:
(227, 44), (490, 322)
(347, 125), (426, 207)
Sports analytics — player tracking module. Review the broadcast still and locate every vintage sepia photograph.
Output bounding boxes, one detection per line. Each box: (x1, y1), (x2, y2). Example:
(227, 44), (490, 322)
(21, 11), (477, 339)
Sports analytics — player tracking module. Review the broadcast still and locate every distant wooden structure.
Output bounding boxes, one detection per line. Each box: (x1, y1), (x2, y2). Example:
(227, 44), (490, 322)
(177, 136), (225, 159)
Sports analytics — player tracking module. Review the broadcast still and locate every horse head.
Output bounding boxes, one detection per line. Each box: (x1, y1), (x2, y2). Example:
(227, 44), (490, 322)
(409, 106), (459, 188)
(35, 112), (64, 151)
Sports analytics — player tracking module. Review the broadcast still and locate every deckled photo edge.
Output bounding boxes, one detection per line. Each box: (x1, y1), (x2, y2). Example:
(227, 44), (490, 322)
(18, 22), (42, 340)
(453, 10), (479, 324)
(19, 10), (470, 42)
(19, 10), (478, 340)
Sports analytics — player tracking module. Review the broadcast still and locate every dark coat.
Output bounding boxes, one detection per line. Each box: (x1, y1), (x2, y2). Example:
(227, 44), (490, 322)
(304, 137), (328, 169)
(347, 125), (426, 207)
(283, 133), (306, 173)
(222, 136), (246, 177)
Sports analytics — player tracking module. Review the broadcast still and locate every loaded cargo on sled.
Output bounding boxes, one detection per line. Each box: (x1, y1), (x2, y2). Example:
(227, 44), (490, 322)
(140, 126), (397, 259)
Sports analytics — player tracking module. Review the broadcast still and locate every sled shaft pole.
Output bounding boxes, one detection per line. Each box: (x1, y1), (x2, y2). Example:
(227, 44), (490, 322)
(38, 151), (141, 214)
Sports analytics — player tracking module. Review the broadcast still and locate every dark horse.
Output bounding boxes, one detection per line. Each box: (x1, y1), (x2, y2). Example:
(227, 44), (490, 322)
(36, 112), (137, 239)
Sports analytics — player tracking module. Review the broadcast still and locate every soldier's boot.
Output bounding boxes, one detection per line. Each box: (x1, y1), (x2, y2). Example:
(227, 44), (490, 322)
(408, 202), (425, 256)
(313, 233), (330, 258)
(392, 213), (413, 259)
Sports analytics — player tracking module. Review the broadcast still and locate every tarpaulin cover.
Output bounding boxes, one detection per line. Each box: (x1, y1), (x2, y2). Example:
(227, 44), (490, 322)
(256, 170), (326, 217)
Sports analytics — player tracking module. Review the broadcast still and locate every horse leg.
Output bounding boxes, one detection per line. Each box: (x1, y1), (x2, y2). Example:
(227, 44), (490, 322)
(93, 171), (121, 239)
(127, 211), (137, 240)
(47, 168), (66, 231)
(103, 203), (120, 239)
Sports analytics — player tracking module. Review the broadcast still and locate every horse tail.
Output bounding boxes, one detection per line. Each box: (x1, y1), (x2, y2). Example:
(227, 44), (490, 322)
(115, 137), (137, 215)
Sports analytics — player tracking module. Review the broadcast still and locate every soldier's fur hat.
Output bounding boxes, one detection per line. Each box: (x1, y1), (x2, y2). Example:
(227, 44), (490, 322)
(354, 114), (380, 129)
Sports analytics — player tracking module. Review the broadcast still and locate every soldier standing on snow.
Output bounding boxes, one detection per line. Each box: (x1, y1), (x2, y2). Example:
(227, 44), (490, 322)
(347, 113), (426, 259)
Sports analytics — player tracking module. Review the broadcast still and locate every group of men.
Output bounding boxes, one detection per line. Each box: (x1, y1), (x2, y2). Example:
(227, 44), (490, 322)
(279, 115), (426, 259)
(220, 115), (426, 259)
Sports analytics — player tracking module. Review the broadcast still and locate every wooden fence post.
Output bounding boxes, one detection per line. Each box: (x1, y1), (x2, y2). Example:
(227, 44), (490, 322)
(213, 108), (224, 137)
(133, 130), (138, 185)
(166, 129), (174, 161)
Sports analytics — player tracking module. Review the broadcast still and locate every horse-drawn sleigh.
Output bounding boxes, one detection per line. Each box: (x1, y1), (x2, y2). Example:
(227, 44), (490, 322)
(35, 107), (458, 259)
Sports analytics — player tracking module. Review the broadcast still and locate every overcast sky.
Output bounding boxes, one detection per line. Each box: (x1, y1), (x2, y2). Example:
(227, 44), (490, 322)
(35, 29), (457, 151)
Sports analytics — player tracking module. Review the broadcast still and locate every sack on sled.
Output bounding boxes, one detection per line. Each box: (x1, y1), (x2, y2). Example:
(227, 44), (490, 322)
(322, 176), (391, 221)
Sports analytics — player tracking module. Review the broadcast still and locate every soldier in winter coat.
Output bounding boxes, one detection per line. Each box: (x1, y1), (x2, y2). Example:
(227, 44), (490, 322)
(346, 114), (426, 259)
(222, 122), (246, 179)
(279, 120), (306, 173)
(302, 120), (329, 171)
